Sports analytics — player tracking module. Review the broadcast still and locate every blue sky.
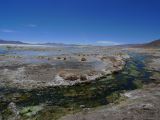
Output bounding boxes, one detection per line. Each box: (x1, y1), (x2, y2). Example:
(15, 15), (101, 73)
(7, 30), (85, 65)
(0, 0), (160, 45)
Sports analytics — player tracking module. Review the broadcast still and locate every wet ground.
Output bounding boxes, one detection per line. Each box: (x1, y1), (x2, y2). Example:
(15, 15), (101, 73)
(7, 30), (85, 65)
(0, 45), (129, 89)
(0, 45), (159, 120)
(0, 44), (155, 120)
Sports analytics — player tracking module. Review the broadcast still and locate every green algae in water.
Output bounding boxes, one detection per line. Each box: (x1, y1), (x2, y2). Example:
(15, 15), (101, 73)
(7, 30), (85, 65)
(20, 105), (43, 117)
(132, 80), (143, 89)
(106, 92), (120, 103)
(130, 69), (140, 76)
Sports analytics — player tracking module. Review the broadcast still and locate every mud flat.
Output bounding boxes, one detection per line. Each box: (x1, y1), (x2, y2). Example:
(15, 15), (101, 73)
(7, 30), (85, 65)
(0, 45), (130, 89)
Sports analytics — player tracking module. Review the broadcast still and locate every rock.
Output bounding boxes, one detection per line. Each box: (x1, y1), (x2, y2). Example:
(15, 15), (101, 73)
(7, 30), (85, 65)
(80, 105), (85, 108)
(8, 102), (19, 115)
(4, 102), (20, 120)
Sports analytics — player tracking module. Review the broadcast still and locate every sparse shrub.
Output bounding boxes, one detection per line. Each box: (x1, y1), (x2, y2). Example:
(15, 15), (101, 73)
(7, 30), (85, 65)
(81, 57), (87, 61)
(80, 75), (87, 81)
(63, 57), (66, 60)
(6, 46), (12, 50)
(57, 57), (61, 59)
(64, 74), (79, 81)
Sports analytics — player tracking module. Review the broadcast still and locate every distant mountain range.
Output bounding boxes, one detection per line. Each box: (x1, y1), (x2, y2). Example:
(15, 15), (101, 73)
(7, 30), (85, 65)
(0, 39), (160, 47)
(0, 39), (83, 47)
(0, 39), (27, 44)
(39, 42), (81, 46)
(0, 39), (77, 46)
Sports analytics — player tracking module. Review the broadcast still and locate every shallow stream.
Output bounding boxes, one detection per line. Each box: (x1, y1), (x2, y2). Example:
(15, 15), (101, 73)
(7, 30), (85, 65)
(0, 53), (152, 119)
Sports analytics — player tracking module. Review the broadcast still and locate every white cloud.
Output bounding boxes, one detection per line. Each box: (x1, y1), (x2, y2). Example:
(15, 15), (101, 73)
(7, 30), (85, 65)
(96, 40), (121, 45)
(0, 29), (17, 33)
(26, 24), (37, 27)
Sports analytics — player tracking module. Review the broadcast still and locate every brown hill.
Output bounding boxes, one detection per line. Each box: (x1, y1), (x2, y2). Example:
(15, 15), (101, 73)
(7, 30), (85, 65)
(144, 39), (160, 47)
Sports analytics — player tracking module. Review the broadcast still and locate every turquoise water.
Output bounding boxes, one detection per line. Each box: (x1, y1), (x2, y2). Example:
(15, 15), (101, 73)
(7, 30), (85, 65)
(0, 47), (7, 54)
